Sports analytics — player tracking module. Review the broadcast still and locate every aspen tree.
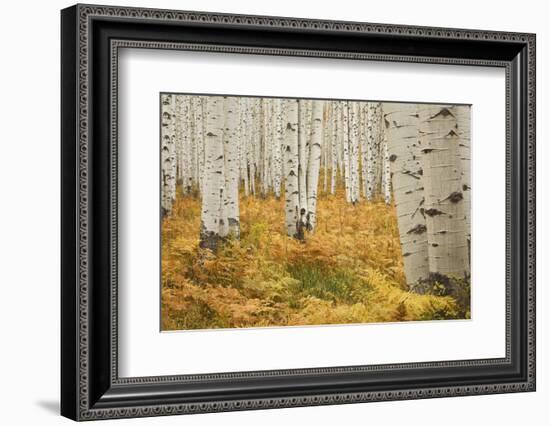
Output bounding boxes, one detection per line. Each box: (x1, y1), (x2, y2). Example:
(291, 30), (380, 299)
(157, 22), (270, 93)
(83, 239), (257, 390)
(419, 105), (469, 280)
(284, 99), (301, 239)
(193, 96), (204, 193)
(360, 102), (369, 199)
(382, 131), (392, 205)
(200, 96), (226, 251)
(174, 95), (184, 187)
(298, 100), (310, 220)
(330, 101), (339, 195)
(306, 100), (324, 231)
(223, 96), (241, 238)
(384, 102), (429, 289)
(349, 101), (361, 203)
(341, 101), (352, 203)
(272, 98), (284, 199)
(322, 102), (331, 193)
(160, 94), (177, 216)
(366, 102), (382, 200)
(454, 105), (471, 257)
(240, 98), (250, 196)
(250, 99), (259, 196)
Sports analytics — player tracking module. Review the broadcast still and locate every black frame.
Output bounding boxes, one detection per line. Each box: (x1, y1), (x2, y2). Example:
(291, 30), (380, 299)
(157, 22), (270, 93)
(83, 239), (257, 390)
(61, 4), (536, 421)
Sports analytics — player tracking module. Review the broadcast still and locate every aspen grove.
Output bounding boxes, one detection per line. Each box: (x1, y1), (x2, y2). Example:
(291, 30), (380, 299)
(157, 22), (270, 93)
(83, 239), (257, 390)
(161, 93), (471, 297)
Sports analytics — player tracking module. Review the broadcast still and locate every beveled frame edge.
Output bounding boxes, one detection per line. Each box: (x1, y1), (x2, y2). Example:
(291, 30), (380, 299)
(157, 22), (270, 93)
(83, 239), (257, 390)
(61, 3), (536, 421)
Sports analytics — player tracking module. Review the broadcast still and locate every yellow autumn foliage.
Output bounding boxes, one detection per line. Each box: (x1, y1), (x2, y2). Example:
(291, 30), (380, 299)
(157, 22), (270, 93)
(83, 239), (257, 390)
(161, 185), (469, 331)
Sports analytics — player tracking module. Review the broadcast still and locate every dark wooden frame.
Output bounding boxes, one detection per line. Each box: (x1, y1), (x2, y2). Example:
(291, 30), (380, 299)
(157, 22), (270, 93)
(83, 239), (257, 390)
(61, 4), (536, 421)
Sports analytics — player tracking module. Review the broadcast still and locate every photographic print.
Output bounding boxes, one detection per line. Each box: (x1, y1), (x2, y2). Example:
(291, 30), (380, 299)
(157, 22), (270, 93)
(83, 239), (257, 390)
(160, 94), (471, 331)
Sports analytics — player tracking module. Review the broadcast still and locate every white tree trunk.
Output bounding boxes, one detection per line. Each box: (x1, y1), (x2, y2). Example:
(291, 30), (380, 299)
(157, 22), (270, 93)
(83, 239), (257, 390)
(272, 98), (284, 198)
(365, 102), (382, 200)
(223, 96), (240, 238)
(382, 132), (392, 205)
(454, 105), (471, 259)
(323, 102), (331, 193)
(192, 96), (204, 193)
(200, 96), (226, 251)
(240, 98), (249, 197)
(349, 101), (360, 203)
(384, 102), (429, 289)
(284, 99), (301, 239)
(419, 105), (469, 279)
(298, 100), (310, 221)
(174, 95), (184, 186)
(306, 100), (324, 231)
(341, 101), (352, 202)
(330, 101), (339, 195)
(161, 94), (177, 216)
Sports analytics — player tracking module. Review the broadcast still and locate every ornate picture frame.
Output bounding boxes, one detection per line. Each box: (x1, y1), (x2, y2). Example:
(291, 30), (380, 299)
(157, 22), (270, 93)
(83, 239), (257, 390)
(61, 4), (535, 421)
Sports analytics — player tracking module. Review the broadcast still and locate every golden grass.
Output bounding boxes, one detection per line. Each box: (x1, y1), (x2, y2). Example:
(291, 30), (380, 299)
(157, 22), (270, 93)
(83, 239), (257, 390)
(161, 184), (468, 331)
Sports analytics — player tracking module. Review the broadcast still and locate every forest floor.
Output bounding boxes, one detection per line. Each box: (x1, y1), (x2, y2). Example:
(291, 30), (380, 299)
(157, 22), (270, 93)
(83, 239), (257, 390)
(161, 187), (470, 331)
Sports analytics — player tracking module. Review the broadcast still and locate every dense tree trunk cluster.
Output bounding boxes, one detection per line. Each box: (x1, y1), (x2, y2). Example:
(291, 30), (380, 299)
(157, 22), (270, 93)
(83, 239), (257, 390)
(161, 94), (471, 291)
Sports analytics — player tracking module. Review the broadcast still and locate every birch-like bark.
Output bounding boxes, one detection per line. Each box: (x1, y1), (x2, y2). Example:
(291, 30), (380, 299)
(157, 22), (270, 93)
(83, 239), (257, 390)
(382, 130), (392, 205)
(161, 94), (177, 216)
(272, 98), (284, 198)
(341, 101), (352, 202)
(360, 102), (369, 199)
(454, 105), (471, 259)
(322, 102), (330, 193)
(419, 105), (469, 280)
(298, 100), (310, 220)
(192, 96), (204, 193)
(306, 100), (324, 231)
(200, 97), (226, 251)
(365, 102), (382, 200)
(240, 98), (249, 197)
(284, 99), (301, 239)
(349, 101), (361, 203)
(330, 101), (339, 195)
(174, 95), (184, 187)
(223, 96), (240, 238)
(384, 102), (429, 289)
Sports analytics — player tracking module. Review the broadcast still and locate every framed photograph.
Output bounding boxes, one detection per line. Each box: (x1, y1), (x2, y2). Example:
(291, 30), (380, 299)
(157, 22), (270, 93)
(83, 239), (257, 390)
(61, 4), (536, 421)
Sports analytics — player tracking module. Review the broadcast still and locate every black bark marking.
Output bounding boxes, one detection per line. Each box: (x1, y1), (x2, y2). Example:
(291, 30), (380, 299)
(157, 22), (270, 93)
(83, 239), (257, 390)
(444, 191), (463, 203)
(430, 107), (454, 119)
(402, 170), (421, 180)
(389, 154), (397, 162)
(407, 224), (427, 235)
(425, 208), (445, 217)
(206, 131), (216, 137)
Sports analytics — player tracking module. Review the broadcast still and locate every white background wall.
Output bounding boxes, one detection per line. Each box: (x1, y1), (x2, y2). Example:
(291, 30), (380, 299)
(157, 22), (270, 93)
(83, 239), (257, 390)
(0, 0), (546, 424)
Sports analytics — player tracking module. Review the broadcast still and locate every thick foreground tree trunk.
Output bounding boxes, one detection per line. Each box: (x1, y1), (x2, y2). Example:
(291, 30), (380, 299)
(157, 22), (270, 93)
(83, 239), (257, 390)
(454, 105), (471, 261)
(384, 102), (429, 290)
(419, 105), (469, 280)
(200, 96), (226, 251)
